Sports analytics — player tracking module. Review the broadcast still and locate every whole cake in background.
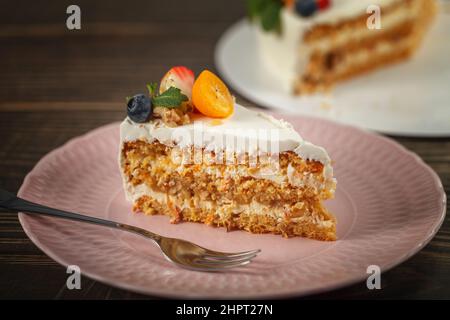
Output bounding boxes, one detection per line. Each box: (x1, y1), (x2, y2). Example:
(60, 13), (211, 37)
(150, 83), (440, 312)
(119, 66), (337, 240)
(247, 0), (438, 94)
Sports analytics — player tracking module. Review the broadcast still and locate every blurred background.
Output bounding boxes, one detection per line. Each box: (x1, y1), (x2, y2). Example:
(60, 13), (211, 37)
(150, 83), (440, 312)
(0, 0), (449, 299)
(0, 0), (247, 109)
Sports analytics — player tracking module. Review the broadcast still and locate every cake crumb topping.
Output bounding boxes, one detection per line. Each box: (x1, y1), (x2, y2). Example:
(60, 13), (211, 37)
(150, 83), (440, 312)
(153, 102), (193, 127)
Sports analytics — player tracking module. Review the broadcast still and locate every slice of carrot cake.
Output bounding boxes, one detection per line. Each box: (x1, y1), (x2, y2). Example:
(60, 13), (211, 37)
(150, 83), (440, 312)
(119, 66), (337, 240)
(249, 0), (437, 94)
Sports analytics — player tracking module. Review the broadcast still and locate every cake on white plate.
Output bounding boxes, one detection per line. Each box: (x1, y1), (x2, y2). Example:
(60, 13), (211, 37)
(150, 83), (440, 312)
(119, 66), (337, 240)
(248, 0), (437, 94)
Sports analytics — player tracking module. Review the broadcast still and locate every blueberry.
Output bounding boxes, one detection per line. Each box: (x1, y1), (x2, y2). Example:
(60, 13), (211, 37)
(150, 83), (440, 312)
(127, 94), (152, 123)
(295, 0), (317, 17)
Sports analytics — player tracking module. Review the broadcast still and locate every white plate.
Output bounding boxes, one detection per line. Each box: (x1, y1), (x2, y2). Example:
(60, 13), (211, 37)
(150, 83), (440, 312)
(215, 15), (450, 137)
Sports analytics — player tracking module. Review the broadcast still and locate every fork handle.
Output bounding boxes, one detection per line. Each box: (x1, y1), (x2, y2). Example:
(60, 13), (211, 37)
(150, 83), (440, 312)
(0, 188), (161, 241)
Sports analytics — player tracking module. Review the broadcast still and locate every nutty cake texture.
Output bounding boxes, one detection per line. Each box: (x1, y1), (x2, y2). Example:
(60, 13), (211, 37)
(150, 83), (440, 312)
(121, 140), (336, 240)
(152, 102), (193, 127)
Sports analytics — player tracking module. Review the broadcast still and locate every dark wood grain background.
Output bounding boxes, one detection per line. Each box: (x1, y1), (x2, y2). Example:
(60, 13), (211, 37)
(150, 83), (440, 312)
(0, 0), (449, 299)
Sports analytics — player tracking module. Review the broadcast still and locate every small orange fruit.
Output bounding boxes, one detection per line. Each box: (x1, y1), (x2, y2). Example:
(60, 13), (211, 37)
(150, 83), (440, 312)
(192, 70), (234, 118)
(283, 0), (294, 8)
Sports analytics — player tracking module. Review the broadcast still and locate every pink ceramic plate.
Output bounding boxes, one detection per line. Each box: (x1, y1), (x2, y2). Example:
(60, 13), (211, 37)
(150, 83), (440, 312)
(18, 115), (446, 298)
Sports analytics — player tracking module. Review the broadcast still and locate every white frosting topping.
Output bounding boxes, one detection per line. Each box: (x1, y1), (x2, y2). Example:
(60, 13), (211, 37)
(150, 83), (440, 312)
(294, 0), (400, 25)
(120, 104), (331, 170)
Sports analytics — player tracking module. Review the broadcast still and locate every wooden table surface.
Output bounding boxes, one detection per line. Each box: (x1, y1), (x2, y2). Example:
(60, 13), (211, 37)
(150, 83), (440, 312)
(0, 0), (449, 299)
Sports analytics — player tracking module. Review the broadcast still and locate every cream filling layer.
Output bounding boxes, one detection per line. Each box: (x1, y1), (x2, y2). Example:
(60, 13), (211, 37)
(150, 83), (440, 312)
(307, 0), (422, 51)
(329, 36), (416, 77)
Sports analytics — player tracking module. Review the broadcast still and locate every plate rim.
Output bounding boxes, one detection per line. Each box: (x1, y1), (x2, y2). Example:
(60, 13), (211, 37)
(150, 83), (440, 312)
(17, 118), (447, 299)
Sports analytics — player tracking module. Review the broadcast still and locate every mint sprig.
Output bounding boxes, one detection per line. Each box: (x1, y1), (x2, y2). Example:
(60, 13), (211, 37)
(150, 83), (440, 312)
(152, 87), (188, 109)
(146, 82), (158, 97)
(125, 83), (188, 109)
(247, 0), (271, 20)
(246, 0), (282, 33)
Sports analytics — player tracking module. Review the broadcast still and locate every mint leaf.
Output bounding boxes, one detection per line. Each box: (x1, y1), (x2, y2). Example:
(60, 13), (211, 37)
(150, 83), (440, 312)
(152, 87), (188, 109)
(246, 0), (271, 20)
(146, 82), (158, 97)
(261, 1), (282, 32)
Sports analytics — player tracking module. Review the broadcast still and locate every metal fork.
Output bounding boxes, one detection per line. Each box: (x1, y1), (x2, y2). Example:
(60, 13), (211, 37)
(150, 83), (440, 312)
(0, 189), (260, 271)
